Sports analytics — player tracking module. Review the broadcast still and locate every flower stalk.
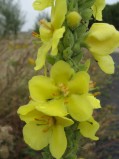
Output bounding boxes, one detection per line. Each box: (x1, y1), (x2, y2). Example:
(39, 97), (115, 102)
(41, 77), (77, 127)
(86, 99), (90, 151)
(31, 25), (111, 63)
(17, 0), (119, 158)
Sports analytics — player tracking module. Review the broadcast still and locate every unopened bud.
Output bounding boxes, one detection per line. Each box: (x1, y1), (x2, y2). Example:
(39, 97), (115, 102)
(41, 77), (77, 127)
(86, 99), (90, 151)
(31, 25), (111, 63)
(67, 11), (82, 29)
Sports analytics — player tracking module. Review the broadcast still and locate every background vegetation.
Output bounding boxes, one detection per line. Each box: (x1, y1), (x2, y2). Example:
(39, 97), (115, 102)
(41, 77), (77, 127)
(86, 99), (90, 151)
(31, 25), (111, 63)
(0, 0), (25, 37)
(103, 2), (119, 30)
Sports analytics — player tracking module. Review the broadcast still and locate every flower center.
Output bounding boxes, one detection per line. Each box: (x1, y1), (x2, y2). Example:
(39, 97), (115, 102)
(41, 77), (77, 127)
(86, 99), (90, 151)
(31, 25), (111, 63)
(59, 83), (69, 97)
(35, 116), (55, 132)
(43, 116), (56, 132)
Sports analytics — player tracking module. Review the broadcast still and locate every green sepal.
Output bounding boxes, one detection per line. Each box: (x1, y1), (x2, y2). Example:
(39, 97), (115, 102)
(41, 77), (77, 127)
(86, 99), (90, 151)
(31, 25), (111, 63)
(75, 25), (87, 41)
(73, 42), (81, 55)
(72, 51), (83, 64)
(78, 0), (95, 10)
(46, 55), (56, 65)
(63, 28), (74, 48)
(67, 0), (78, 11)
(63, 47), (73, 60)
(81, 8), (93, 21)
(58, 41), (64, 54)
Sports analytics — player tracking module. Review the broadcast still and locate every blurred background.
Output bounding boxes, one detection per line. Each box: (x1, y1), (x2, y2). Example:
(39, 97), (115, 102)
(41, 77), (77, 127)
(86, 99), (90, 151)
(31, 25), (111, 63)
(0, 0), (119, 158)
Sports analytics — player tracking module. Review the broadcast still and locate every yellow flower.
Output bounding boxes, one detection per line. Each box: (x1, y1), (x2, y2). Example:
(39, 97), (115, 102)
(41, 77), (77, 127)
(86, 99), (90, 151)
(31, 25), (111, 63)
(78, 117), (99, 140)
(92, 0), (105, 21)
(34, 0), (67, 70)
(33, 0), (54, 11)
(85, 23), (119, 74)
(29, 61), (101, 122)
(17, 101), (73, 159)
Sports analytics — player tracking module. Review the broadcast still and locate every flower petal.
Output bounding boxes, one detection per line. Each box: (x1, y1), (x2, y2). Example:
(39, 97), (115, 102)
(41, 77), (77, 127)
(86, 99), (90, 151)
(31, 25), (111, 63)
(49, 125), (67, 159)
(17, 101), (36, 115)
(67, 94), (94, 121)
(18, 101), (46, 123)
(20, 109), (44, 123)
(51, 27), (65, 56)
(78, 117), (99, 140)
(51, 0), (67, 29)
(86, 23), (119, 56)
(40, 22), (53, 42)
(50, 60), (74, 84)
(55, 116), (74, 127)
(36, 99), (67, 116)
(95, 55), (115, 74)
(23, 122), (51, 150)
(34, 43), (51, 70)
(29, 76), (59, 101)
(92, 0), (105, 21)
(86, 94), (101, 109)
(32, 0), (53, 11)
(68, 71), (90, 94)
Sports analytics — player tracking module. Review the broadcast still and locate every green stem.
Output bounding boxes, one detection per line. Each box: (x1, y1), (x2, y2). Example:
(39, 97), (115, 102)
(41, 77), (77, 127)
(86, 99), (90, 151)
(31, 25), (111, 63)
(63, 122), (80, 159)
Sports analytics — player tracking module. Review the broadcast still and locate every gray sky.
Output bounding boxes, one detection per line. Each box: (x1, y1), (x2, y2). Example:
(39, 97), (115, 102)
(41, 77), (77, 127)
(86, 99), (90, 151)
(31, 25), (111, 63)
(19, 0), (119, 31)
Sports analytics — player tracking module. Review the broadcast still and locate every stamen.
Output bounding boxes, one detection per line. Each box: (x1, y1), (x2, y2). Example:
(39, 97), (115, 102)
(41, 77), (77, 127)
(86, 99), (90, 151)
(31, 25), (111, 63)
(43, 117), (55, 132)
(32, 32), (40, 39)
(59, 83), (69, 96)
(40, 19), (52, 30)
(64, 99), (69, 104)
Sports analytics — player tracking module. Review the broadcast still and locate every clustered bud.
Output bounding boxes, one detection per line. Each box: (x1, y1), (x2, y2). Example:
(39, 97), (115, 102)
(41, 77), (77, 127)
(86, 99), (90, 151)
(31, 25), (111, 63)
(66, 11), (82, 29)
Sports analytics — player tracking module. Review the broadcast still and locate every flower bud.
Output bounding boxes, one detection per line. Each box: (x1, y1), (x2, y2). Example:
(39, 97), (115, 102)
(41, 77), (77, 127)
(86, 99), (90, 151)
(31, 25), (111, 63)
(66, 11), (82, 29)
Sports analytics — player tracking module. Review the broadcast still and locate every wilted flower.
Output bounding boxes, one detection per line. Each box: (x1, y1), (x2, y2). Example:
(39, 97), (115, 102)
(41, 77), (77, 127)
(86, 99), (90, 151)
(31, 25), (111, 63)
(85, 23), (119, 74)
(17, 101), (73, 159)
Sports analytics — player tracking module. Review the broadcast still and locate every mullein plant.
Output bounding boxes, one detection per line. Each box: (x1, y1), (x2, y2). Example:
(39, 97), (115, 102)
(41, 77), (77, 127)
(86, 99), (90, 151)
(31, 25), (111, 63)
(17, 0), (119, 158)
